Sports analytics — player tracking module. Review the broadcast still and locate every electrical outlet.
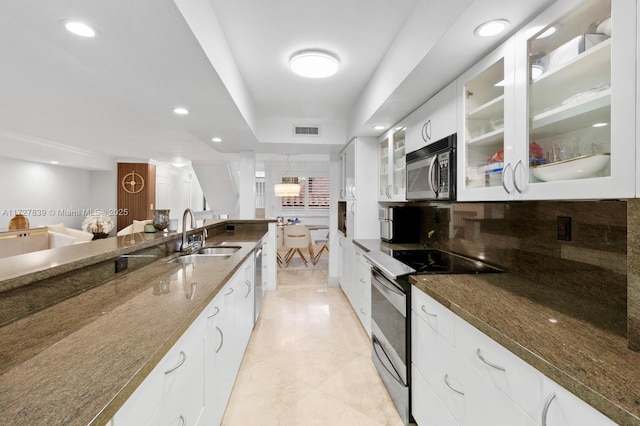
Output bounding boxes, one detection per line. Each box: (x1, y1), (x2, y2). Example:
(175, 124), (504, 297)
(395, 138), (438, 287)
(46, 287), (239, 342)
(115, 257), (128, 273)
(557, 216), (571, 241)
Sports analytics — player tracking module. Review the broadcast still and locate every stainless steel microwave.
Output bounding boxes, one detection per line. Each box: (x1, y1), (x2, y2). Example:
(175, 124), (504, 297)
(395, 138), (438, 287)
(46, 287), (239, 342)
(406, 133), (456, 201)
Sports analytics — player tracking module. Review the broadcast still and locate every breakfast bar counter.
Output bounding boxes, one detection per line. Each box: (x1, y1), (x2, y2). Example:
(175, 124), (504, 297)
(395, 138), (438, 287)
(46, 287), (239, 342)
(0, 221), (271, 425)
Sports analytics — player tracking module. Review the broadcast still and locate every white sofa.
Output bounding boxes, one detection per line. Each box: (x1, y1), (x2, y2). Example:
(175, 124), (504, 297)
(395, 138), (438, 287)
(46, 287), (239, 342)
(116, 219), (153, 236)
(0, 224), (93, 258)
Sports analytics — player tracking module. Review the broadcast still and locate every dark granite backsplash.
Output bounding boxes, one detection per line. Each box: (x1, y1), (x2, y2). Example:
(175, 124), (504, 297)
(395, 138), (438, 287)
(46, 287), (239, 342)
(410, 200), (630, 344)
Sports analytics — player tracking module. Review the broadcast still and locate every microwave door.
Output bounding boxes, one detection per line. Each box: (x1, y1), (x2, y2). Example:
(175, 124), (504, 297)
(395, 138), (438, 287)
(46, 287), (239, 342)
(406, 156), (437, 200)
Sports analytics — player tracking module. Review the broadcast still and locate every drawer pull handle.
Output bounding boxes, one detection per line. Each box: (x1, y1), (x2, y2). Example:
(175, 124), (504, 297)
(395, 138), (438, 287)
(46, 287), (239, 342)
(215, 326), (224, 353)
(207, 306), (220, 318)
(542, 392), (556, 426)
(245, 281), (252, 297)
(225, 287), (234, 296)
(421, 305), (437, 317)
(359, 278), (366, 284)
(165, 351), (187, 375)
(476, 348), (506, 372)
(443, 374), (464, 396)
(178, 415), (186, 426)
(360, 308), (366, 314)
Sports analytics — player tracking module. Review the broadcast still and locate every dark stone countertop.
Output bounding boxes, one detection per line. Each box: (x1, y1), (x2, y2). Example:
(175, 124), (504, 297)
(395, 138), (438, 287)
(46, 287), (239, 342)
(355, 239), (640, 425)
(0, 228), (267, 426)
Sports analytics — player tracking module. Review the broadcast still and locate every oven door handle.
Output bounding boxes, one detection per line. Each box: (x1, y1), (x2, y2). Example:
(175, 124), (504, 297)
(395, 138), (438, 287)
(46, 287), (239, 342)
(372, 335), (406, 387)
(371, 269), (404, 296)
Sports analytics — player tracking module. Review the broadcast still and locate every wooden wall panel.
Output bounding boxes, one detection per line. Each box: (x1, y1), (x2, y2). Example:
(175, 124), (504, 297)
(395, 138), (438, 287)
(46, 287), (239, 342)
(117, 163), (156, 231)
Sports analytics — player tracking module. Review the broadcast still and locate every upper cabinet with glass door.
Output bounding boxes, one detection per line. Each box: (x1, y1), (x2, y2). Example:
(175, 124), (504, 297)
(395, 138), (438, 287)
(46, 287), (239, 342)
(457, 39), (515, 201)
(378, 126), (407, 201)
(459, 0), (635, 201)
(514, 0), (635, 199)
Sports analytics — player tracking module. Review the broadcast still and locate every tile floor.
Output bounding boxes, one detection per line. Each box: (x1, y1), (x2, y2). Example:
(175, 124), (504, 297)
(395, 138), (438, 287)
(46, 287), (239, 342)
(221, 268), (404, 426)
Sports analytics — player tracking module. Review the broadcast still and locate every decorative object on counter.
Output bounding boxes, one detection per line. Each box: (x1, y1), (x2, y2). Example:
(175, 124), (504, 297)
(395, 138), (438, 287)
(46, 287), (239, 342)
(168, 218), (178, 232)
(8, 214), (29, 231)
(144, 224), (156, 233)
(81, 212), (114, 239)
(152, 209), (170, 231)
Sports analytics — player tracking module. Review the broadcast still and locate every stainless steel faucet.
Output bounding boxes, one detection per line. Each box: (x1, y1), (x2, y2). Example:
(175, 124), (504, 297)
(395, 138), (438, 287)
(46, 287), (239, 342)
(181, 208), (197, 252)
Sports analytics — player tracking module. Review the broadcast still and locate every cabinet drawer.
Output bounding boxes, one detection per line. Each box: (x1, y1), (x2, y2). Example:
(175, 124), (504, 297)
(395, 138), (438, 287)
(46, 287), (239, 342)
(541, 378), (616, 426)
(454, 315), (543, 420)
(411, 363), (458, 426)
(412, 286), (455, 346)
(412, 311), (536, 426)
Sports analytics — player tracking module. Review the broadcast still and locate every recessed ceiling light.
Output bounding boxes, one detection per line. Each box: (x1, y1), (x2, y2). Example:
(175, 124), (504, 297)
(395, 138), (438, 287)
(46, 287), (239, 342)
(172, 163), (186, 168)
(63, 21), (97, 38)
(173, 107), (189, 115)
(289, 50), (339, 78)
(474, 19), (510, 37)
(50, 161), (59, 165)
(211, 137), (222, 142)
(537, 26), (557, 39)
(592, 122), (608, 128)
(373, 125), (386, 130)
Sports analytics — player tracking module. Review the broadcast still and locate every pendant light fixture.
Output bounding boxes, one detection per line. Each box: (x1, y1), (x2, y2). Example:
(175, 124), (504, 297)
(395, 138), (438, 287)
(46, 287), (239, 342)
(274, 155), (301, 197)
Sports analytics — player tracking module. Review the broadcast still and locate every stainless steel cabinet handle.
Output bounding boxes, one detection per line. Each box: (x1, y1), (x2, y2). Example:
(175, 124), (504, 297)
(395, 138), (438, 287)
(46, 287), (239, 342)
(165, 350), (187, 375)
(349, 185), (356, 197)
(245, 280), (252, 297)
(340, 188), (346, 199)
(215, 326), (224, 353)
(443, 374), (464, 395)
(359, 278), (366, 284)
(207, 306), (220, 318)
(360, 308), (366, 314)
(225, 287), (234, 296)
(245, 263), (253, 270)
(421, 305), (437, 317)
(476, 348), (506, 371)
(422, 119), (431, 142)
(513, 159), (524, 193)
(178, 415), (186, 426)
(350, 203), (355, 215)
(542, 392), (556, 426)
(502, 162), (513, 193)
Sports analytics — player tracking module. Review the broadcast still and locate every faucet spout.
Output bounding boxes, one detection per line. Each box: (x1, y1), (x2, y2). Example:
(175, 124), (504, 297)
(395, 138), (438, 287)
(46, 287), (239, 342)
(181, 208), (197, 252)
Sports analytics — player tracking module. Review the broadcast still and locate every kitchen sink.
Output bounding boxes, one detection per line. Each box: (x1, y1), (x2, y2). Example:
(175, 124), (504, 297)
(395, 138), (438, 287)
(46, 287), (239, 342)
(168, 254), (232, 264)
(196, 246), (241, 255)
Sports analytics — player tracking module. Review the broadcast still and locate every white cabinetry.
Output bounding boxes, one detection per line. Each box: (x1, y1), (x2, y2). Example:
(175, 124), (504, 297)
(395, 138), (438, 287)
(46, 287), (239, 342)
(114, 255), (256, 426)
(262, 222), (277, 292)
(378, 126), (407, 201)
(411, 286), (616, 426)
(406, 80), (457, 153)
(339, 141), (355, 200)
(458, 0), (635, 201)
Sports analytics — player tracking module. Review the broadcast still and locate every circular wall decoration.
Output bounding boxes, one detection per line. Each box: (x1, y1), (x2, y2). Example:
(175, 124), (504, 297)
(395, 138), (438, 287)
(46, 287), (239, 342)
(121, 171), (145, 194)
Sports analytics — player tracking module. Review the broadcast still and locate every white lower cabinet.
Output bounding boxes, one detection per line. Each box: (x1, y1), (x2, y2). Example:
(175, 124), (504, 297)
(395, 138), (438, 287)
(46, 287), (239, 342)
(411, 286), (614, 426)
(114, 254), (257, 426)
(541, 378), (616, 426)
(412, 307), (536, 426)
(354, 248), (371, 336)
(411, 363), (458, 426)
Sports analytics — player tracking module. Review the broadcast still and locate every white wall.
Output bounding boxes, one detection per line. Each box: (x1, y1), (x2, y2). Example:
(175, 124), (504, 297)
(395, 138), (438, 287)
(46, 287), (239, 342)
(0, 156), (117, 230)
(155, 164), (205, 229)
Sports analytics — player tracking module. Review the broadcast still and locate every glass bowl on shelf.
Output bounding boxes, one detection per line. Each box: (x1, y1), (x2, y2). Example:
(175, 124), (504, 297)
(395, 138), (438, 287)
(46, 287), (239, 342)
(530, 153), (610, 182)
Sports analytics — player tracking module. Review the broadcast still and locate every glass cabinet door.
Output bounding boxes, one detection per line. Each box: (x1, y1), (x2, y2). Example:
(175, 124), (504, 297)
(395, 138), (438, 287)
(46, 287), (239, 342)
(526, 0), (612, 186)
(463, 58), (506, 190)
(379, 136), (390, 199)
(391, 128), (406, 197)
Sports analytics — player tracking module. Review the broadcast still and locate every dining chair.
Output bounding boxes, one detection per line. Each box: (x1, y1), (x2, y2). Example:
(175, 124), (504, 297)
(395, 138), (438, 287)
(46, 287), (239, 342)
(275, 227), (291, 267)
(309, 231), (329, 265)
(283, 225), (310, 267)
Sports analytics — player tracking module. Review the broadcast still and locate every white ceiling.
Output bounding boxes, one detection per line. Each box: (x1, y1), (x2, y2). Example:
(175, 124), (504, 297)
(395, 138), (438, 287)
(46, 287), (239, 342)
(0, 0), (552, 169)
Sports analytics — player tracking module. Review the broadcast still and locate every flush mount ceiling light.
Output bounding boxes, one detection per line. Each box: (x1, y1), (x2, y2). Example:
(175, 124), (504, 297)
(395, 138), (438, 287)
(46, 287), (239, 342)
(373, 125), (386, 131)
(63, 20), (97, 38)
(289, 50), (339, 78)
(173, 107), (189, 115)
(211, 137), (222, 143)
(474, 19), (510, 37)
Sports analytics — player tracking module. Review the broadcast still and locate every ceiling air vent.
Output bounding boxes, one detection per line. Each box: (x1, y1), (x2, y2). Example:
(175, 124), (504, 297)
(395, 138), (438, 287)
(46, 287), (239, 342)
(293, 125), (320, 136)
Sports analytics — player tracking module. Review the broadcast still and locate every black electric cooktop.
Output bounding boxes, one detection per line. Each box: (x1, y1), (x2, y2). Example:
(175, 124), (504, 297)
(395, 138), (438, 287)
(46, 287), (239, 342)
(389, 249), (503, 274)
